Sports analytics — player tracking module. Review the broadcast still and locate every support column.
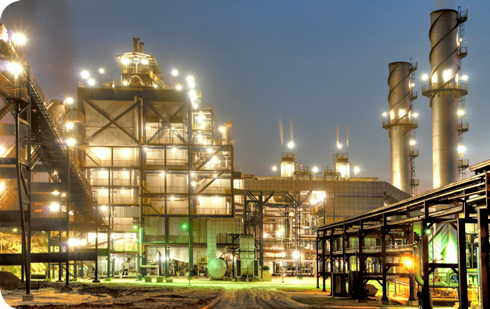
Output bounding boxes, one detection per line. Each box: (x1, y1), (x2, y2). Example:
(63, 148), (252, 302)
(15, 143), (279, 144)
(381, 215), (388, 302)
(408, 225), (415, 301)
(316, 231), (319, 289)
(457, 218), (468, 308)
(478, 207), (489, 309)
(422, 219), (430, 309)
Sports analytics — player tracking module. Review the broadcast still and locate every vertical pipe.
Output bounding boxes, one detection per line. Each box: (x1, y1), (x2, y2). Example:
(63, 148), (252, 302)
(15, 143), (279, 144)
(386, 62), (414, 194)
(428, 10), (460, 188)
(478, 207), (489, 308)
(66, 146), (70, 286)
(133, 38), (140, 53)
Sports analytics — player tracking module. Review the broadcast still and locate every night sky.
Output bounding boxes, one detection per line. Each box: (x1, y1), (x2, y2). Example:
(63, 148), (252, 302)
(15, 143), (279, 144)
(2, 0), (490, 193)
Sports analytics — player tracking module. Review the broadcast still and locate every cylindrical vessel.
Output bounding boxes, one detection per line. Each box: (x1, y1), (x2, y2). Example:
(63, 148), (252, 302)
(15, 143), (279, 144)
(133, 37), (140, 52)
(429, 10), (460, 188)
(387, 62), (412, 194)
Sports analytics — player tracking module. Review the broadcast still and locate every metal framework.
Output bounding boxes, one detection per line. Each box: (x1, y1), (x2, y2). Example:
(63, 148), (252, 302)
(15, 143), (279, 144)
(317, 160), (490, 308)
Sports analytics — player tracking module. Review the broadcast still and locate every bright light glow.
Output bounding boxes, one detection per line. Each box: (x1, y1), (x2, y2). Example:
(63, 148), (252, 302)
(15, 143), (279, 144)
(421, 74), (428, 81)
(0, 183), (4, 193)
(50, 203), (60, 212)
(100, 206), (107, 211)
(146, 126), (151, 130)
(120, 189), (126, 194)
(293, 251), (300, 259)
(272, 166), (277, 172)
(398, 109), (405, 118)
(287, 141), (294, 149)
(410, 139), (416, 146)
(402, 256), (413, 269)
(172, 147), (177, 152)
(172, 69), (179, 76)
(81, 70), (90, 79)
(176, 84), (183, 91)
(312, 167), (318, 173)
(153, 84), (158, 88)
(141, 59), (149, 65)
(410, 83), (415, 88)
(443, 69), (452, 82)
(191, 181), (196, 186)
(98, 68), (105, 74)
(159, 172), (165, 177)
(121, 58), (130, 65)
(65, 97), (74, 105)
(189, 90), (196, 101)
(123, 80), (128, 86)
(389, 111), (394, 120)
(207, 148), (212, 153)
(336, 142), (342, 150)
(67, 138), (76, 147)
(458, 145), (466, 155)
(88, 78), (96, 86)
(354, 166), (360, 174)
(382, 112), (388, 117)
(219, 126), (225, 133)
(413, 112), (419, 118)
(457, 109), (465, 116)
(170, 196), (175, 201)
(52, 190), (60, 195)
(0, 146), (4, 157)
(431, 74), (437, 84)
(462, 75), (468, 81)
(191, 172), (196, 177)
(186, 76), (195, 88)
(7, 63), (23, 76)
(12, 33), (26, 45)
(13, 228), (17, 232)
(310, 198), (317, 204)
(66, 122), (74, 130)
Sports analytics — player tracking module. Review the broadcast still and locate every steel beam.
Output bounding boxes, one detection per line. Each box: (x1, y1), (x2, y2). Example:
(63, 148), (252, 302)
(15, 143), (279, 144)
(457, 218), (468, 308)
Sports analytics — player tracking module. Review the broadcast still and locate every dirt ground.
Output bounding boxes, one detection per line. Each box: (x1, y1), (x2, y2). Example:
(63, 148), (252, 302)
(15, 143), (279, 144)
(3, 282), (221, 309)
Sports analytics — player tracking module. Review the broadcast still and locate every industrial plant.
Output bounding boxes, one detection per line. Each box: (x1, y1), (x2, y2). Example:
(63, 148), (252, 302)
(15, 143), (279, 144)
(0, 4), (488, 309)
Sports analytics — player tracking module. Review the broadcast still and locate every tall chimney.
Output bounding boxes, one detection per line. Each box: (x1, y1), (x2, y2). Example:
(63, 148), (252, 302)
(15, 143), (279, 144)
(384, 61), (418, 194)
(423, 9), (468, 188)
(133, 38), (140, 52)
(139, 42), (145, 53)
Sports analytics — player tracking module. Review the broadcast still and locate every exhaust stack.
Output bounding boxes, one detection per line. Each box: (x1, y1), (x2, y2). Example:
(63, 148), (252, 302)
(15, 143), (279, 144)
(422, 8), (468, 188)
(383, 61), (418, 195)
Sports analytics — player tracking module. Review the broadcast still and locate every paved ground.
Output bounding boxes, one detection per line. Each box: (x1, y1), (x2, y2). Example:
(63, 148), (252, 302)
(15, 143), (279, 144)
(213, 287), (308, 309)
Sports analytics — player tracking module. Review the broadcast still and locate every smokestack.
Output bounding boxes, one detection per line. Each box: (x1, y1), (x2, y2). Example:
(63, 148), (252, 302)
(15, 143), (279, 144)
(423, 9), (468, 188)
(384, 61), (417, 194)
(133, 38), (140, 52)
(139, 42), (145, 53)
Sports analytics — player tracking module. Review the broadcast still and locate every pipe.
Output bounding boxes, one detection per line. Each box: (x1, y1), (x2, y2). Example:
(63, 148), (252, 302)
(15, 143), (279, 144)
(386, 61), (415, 194)
(413, 245), (458, 288)
(428, 10), (461, 188)
(133, 38), (140, 53)
(139, 42), (145, 53)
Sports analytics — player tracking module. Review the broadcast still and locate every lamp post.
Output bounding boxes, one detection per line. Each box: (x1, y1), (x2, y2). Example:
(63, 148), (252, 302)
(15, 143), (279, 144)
(93, 190), (100, 283)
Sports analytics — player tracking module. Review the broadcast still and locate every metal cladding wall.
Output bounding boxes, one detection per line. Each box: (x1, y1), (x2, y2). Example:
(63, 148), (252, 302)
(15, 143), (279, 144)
(429, 9), (460, 188)
(387, 62), (412, 194)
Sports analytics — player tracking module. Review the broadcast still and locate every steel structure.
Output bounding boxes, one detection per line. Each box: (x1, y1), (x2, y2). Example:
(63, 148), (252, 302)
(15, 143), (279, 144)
(317, 160), (490, 308)
(0, 24), (97, 291)
(77, 38), (235, 278)
(383, 60), (418, 195)
(422, 8), (468, 189)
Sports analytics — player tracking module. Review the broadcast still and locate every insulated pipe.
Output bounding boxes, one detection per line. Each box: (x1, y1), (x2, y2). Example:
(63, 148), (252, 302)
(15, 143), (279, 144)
(429, 10), (460, 188)
(133, 38), (140, 53)
(387, 62), (413, 194)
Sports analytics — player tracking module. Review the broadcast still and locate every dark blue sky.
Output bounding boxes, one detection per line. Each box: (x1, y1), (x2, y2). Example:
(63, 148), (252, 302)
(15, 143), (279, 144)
(2, 0), (489, 193)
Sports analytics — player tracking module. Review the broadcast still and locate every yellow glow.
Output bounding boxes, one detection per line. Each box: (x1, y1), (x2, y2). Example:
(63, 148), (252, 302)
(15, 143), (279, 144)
(98, 68), (105, 74)
(458, 145), (466, 155)
(219, 126), (225, 133)
(170, 196), (175, 201)
(398, 109), (405, 118)
(176, 84), (182, 91)
(312, 167), (318, 173)
(354, 166), (360, 174)
(172, 147), (177, 152)
(0, 146), (5, 157)
(121, 58), (130, 65)
(66, 122), (74, 130)
(457, 109), (465, 116)
(310, 198), (317, 204)
(160, 172), (165, 177)
(443, 69), (451, 82)
(272, 166), (277, 172)
(52, 190), (60, 195)
(141, 59), (149, 65)
(50, 203), (60, 212)
(81, 70), (90, 79)
(100, 206), (107, 211)
(172, 69), (179, 76)
(410, 139), (416, 146)
(123, 80), (128, 86)
(410, 83), (415, 88)
(403, 256), (413, 269)
(287, 141), (294, 149)
(337, 143), (342, 150)
(0, 183), (4, 193)
(65, 97), (74, 105)
(413, 112), (419, 118)
(12, 33), (26, 45)
(431, 74), (437, 84)
(88, 79), (96, 86)
(207, 148), (212, 153)
(191, 181), (196, 186)
(421, 74), (428, 81)
(293, 251), (300, 259)
(7, 63), (23, 76)
(382, 112), (388, 117)
(67, 138), (76, 147)
(389, 111), (394, 120)
(462, 75), (468, 81)
(191, 172), (196, 177)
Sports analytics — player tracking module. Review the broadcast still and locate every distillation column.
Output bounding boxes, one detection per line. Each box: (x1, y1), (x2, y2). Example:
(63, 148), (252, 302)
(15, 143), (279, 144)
(383, 62), (418, 194)
(423, 9), (468, 188)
